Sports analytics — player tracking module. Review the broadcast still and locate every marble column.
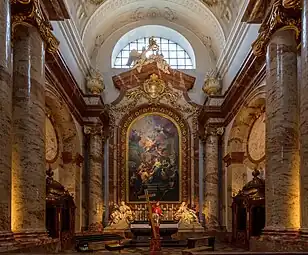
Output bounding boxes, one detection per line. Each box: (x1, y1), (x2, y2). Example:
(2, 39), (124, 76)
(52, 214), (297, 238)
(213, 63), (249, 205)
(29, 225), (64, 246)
(84, 125), (104, 232)
(264, 29), (300, 234)
(223, 152), (245, 232)
(11, 23), (48, 239)
(11, 1), (58, 240)
(0, 0), (14, 244)
(300, 0), (308, 236)
(203, 126), (224, 230)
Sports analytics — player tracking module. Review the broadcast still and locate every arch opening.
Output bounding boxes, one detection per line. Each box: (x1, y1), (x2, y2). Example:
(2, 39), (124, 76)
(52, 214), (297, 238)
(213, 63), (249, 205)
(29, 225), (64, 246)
(111, 25), (196, 69)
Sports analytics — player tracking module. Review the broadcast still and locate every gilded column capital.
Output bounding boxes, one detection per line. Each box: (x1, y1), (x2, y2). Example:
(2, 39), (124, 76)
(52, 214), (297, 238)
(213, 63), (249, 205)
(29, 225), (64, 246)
(252, 0), (301, 57)
(11, 0), (59, 53)
(84, 124), (104, 137)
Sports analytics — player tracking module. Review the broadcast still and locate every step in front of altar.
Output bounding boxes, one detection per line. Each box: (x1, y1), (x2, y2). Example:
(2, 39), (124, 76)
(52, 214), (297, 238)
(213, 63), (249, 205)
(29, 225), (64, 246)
(124, 238), (187, 248)
(126, 221), (187, 248)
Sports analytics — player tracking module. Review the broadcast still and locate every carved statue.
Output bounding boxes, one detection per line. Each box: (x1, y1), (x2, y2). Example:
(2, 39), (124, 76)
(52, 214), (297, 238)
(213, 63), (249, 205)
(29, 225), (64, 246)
(126, 36), (170, 74)
(174, 202), (202, 229)
(119, 201), (134, 222)
(106, 202), (134, 230)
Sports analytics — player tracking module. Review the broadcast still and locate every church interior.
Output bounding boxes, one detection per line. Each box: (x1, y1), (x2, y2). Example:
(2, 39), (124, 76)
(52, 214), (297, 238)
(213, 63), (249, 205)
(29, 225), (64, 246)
(1, 0), (308, 254)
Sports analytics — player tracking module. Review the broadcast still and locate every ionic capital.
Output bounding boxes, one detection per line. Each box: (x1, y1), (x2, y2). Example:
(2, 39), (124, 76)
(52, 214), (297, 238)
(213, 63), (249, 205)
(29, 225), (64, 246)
(84, 124), (104, 137)
(252, 0), (300, 57)
(200, 125), (224, 142)
(11, 0), (59, 53)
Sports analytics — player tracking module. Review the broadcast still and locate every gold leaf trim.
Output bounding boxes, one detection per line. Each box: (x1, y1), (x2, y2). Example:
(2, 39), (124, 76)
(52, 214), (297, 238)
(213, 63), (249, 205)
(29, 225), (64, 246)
(11, 0), (59, 53)
(252, 0), (300, 57)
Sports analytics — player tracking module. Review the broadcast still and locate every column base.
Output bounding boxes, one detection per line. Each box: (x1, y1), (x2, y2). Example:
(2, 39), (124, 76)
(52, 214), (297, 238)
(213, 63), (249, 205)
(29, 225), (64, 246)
(0, 231), (15, 246)
(262, 227), (299, 237)
(300, 228), (308, 238)
(206, 225), (227, 231)
(14, 230), (49, 243)
(249, 228), (308, 252)
(88, 222), (104, 233)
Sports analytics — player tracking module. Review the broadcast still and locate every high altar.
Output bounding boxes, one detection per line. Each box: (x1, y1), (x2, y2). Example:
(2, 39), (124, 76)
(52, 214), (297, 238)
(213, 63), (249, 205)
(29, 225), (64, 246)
(105, 38), (201, 231)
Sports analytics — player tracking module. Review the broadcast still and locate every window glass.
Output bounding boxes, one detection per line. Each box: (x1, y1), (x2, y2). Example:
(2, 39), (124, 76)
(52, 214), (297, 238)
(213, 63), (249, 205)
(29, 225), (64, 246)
(114, 37), (194, 69)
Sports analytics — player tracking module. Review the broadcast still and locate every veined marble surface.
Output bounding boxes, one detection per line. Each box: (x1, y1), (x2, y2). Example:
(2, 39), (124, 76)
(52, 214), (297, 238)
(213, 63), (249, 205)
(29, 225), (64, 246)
(265, 29), (300, 231)
(11, 24), (46, 235)
(0, 0), (12, 237)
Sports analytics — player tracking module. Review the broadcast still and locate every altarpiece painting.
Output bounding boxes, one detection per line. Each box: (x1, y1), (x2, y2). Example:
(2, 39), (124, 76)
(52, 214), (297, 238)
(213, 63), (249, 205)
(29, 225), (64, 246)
(127, 113), (180, 202)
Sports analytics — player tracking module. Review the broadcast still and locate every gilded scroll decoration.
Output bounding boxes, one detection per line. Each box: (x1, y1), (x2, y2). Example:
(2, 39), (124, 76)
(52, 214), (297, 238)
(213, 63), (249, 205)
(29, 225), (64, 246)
(282, 0), (301, 9)
(11, 0), (59, 53)
(252, 0), (300, 57)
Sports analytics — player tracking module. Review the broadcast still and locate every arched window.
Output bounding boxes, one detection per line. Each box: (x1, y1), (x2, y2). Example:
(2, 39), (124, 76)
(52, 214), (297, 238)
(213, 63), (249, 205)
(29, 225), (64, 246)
(114, 37), (194, 69)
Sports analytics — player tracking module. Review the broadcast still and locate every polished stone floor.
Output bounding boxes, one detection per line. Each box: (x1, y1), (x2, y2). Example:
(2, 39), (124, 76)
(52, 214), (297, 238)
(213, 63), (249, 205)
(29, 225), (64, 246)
(62, 242), (247, 254)
(9, 242), (247, 254)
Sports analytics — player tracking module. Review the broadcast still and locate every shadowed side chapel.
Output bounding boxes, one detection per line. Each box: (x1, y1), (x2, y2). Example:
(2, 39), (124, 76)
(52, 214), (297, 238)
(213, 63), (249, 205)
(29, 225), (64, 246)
(0, 0), (308, 254)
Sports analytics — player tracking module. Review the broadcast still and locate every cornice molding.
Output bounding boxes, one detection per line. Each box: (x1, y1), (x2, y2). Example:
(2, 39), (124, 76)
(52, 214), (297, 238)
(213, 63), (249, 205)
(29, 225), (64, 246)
(216, 0), (249, 78)
(198, 49), (266, 127)
(223, 152), (245, 167)
(45, 51), (109, 126)
(57, 19), (91, 77)
(81, 0), (225, 54)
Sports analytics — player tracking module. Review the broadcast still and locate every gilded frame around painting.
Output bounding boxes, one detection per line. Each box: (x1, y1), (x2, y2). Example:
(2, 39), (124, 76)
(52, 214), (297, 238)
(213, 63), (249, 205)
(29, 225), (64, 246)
(118, 105), (190, 204)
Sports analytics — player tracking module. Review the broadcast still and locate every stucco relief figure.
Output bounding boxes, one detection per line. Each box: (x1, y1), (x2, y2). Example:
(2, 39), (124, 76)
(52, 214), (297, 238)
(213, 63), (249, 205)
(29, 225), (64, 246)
(174, 202), (202, 229)
(106, 202), (134, 230)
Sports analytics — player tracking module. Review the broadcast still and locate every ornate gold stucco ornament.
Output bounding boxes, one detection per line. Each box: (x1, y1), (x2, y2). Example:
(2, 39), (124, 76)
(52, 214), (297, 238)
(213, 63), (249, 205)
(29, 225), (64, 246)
(126, 73), (179, 104)
(282, 0), (301, 9)
(11, 0), (59, 54)
(202, 69), (221, 96)
(143, 73), (165, 99)
(86, 68), (105, 94)
(252, 0), (301, 57)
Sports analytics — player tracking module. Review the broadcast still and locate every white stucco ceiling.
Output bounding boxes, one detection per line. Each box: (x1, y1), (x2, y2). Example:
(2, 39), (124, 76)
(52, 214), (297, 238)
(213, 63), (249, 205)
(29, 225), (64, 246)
(65, 0), (245, 63)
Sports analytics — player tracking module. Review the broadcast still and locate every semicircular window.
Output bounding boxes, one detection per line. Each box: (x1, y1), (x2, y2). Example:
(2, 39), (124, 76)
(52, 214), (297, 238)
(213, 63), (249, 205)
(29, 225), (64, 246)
(114, 37), (193, 69)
